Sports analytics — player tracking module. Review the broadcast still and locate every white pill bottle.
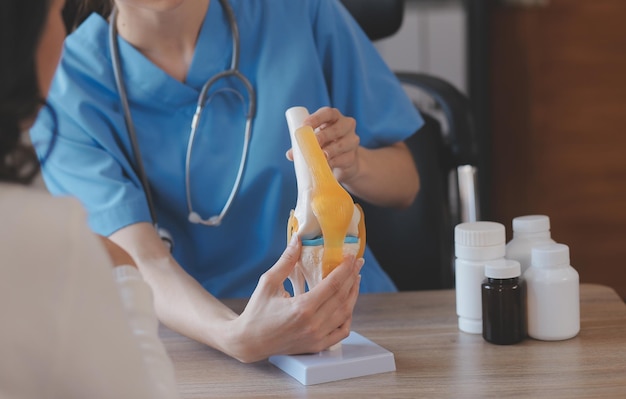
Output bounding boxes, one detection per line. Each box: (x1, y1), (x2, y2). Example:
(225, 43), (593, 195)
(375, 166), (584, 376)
(505, 215), (556, 276)
(454, 221), (506, 334)
(524, 243), (580, 340)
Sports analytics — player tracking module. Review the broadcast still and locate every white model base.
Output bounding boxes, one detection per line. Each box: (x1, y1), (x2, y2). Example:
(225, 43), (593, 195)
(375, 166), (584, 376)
(268, 331), (396, 385)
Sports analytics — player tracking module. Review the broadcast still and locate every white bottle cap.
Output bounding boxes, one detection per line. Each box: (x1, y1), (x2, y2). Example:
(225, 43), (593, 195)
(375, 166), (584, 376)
(512, 215), (550, 233)
(531, 243), (570, 268)
(485, 259), (521, 279)
(285, 106), (310, 134)
(455, 222), (506, 260)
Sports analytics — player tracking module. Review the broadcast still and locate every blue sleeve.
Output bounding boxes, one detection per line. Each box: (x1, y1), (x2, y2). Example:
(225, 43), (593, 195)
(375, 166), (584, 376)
(311, 0), (424, 147)
(30, 29), (152, 236)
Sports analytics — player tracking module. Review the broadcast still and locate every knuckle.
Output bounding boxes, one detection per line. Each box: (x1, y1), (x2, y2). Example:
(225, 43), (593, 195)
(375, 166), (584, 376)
(351, 133), (360, 147)
(292, 301), (314, 323)
(326, 274), (344, 294)
(346, 116), (356, 131)
(257, 271), (272, 286)
(337, 323), (351, 339)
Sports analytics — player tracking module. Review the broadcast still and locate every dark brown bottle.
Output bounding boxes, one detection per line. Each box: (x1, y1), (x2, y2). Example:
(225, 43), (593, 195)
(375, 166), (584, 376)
(481, 259), (524, 345)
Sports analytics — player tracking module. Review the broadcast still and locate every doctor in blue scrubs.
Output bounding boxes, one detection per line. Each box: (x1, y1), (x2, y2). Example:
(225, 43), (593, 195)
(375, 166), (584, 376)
(31, 0), (423, 362)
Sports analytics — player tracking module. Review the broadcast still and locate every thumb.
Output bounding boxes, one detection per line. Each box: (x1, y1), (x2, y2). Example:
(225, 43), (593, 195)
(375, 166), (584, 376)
(265, 235), (301, 283)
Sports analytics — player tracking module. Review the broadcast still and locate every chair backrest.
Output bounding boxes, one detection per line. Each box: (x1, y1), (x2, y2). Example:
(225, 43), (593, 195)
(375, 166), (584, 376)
(340, 0), (480, 290)
(339, 0), (405, 41)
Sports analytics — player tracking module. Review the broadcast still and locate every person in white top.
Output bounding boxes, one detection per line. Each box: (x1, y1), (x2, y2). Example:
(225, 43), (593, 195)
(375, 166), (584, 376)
(0, 0), (180, 397)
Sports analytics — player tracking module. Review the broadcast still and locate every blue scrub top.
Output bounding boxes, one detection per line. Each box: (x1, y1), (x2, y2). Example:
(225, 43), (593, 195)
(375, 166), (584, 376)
(31, 0), (423, 298)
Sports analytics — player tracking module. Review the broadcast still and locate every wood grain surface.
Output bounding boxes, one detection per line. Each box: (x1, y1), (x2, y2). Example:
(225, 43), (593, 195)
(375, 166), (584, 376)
(161, 284), (626, 398)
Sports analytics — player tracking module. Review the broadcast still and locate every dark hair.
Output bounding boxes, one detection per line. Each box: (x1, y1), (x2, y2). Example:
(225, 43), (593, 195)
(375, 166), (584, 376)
(63, 0), (113, 32)
(0, 0), (52, 184)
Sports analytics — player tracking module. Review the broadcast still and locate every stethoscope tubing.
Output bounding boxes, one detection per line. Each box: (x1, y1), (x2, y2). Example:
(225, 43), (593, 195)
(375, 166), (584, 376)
(108, 0), (256, 248)
(185, 68), (255, 226)
(109, 7), (159, 227)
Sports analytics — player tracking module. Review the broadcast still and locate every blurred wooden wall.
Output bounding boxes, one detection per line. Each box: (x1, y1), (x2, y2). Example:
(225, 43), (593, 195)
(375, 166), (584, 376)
(488, 0), (626, 299)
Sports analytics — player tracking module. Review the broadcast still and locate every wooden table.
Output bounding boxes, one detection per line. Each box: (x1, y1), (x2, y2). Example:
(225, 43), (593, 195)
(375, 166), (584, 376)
(160, 284), (626, 398)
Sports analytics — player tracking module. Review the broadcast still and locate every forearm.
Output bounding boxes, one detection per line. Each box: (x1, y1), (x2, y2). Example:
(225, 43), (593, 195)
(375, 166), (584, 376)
(109, 223), (240, 357)
(141, 255), (239, 353)
(342, 142), (419, 208)
(110, 222), (364, 364)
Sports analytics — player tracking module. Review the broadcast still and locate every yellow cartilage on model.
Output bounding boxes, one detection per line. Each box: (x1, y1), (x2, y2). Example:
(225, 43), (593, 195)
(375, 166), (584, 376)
(355, 203), (366, 260)
(287, 209), (298, 244)
(294, 125), (354, 277)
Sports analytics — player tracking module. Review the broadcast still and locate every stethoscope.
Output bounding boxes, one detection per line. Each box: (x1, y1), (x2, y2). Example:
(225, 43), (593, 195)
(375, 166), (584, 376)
(108, 0), (256, 251)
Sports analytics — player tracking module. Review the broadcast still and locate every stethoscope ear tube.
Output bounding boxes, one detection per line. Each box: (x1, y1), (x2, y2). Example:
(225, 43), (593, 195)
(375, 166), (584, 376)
(109, 7), (173, 250)
(108, 0), (256, 249)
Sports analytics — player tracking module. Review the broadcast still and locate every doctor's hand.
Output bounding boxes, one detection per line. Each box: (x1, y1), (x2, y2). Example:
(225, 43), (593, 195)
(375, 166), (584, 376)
(286, 106), (362, 184)
(228, 236), (363, 363)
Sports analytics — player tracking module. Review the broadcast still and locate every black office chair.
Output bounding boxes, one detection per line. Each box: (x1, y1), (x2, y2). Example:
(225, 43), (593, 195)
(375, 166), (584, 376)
(341, 0), (480, 290)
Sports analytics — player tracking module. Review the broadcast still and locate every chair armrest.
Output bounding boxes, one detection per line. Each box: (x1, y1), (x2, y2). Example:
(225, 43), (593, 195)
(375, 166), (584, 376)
(395, 72), (478, 167)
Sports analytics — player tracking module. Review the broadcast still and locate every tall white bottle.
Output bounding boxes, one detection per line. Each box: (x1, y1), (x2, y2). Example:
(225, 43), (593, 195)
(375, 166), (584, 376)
(455, 221), (506, 334)
(524, 243), (580, 341)
(505, 215), (555, 276)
